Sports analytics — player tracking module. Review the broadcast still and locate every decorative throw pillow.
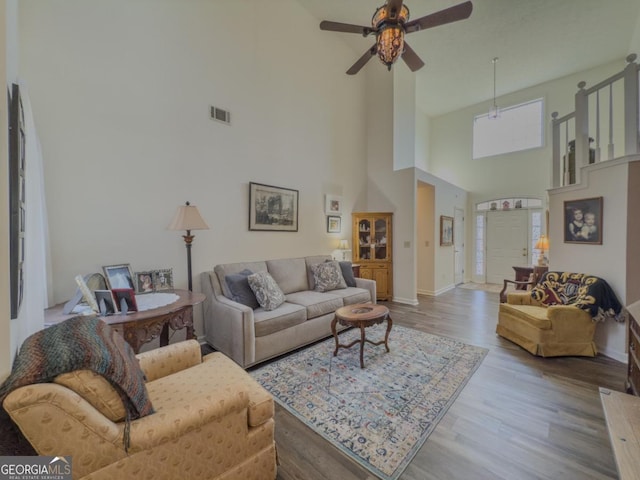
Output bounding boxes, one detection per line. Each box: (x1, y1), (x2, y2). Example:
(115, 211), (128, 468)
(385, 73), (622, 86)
(338, 261), (357, 287)
(225, 269), (259, 309)
(312, 261), (347, 292)
(248, 271), (286, 311)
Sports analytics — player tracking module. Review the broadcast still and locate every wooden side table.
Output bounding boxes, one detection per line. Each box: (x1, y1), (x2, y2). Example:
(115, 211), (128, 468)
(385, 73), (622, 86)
(45, 289), (205, 353)
(351, 264), (361, 278)
(331, 303), (392, 368)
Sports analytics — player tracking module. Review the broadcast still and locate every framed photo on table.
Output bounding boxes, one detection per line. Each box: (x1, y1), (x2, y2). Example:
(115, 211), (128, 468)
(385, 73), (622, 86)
(112, 288), (138, 312)
(94, 290), (118, 315)
(249, 182), (299, 232)
(135, 271), (155, 293)
(153, 269), (174, 291)
(440, 216), (454, 246)
(103, 264), (135, 290)
(564, 197), (603, 244)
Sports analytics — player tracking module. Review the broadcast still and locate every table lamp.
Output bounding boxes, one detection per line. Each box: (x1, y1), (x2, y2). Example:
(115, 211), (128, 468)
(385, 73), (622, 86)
(338, 239), (350, 261)
(167, 201), (209, 291)
(535, 235), (549, 266)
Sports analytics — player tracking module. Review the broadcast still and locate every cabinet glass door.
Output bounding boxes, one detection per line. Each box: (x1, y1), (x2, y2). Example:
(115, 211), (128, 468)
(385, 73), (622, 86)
(357, 219), (372, 260)
(374, 218), (389, 260)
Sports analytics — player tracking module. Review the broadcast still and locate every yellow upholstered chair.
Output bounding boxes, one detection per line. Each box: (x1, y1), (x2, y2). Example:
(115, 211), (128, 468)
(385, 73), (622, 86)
(3, 340), (277, 480)
(497, 271), (622, 357)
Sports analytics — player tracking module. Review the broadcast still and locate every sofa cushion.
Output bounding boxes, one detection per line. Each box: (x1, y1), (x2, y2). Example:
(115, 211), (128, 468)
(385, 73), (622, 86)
(54, 369), (126, 422)
(326, 287), (371, 306)
(311, 261), (347, 292)
(305, 255), (332, 290)
(248, 271), (286, 311)
(500, 304), (552, 329)
(266, 257), (309, 294)
(225, 269), (259, 309)
(338, 261), (357, 287)
(285, 290), (344, 319)
(214, 261), (268, 299)
(253, 302), (307, 337)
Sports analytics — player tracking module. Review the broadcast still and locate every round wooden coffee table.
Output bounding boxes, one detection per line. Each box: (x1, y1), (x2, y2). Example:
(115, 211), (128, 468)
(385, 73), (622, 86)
(331, 303), (392, 368)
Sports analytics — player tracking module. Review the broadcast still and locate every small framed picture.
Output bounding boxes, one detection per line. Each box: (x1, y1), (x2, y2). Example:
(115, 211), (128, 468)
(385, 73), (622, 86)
(325, 195), (343, 215)
(440, 215), (454, 246)
(153, 268), (173, 291)
(564, 197), (603, 244)
(112, 288), (138, 313)
(102, 264), (135, 290)
(135, 271), (155, 293)
(94, 290), (118, 315)
(327, 215), (341, 233)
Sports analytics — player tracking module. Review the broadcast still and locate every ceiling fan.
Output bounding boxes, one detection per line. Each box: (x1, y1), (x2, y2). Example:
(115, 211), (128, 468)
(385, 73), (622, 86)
(320, 0), (473, 75)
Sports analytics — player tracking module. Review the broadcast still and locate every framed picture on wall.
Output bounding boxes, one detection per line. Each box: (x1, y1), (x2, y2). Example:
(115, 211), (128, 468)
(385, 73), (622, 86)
(564, 197), (603, 244)
(440, 215), (454, 246)
(327, 215), (341, 233)
(325, 195), (343, 215)
(249, 182), (299, 232)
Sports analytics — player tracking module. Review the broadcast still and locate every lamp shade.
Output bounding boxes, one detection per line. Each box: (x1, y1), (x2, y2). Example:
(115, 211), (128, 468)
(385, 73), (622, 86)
(534, 235), (549, 251)
(338, 239), (349, 250)
(167, 202), (209, 231)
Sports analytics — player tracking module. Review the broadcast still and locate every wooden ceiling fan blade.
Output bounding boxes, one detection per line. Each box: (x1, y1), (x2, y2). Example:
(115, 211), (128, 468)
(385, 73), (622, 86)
(404, 1), (473, 34)
(320, 20), (373, 36)
(346, 46), (377, 75)
(401, 42), (425, 72)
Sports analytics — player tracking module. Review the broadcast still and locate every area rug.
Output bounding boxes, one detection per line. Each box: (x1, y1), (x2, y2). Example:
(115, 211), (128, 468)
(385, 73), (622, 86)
(250, 324), (488, 480)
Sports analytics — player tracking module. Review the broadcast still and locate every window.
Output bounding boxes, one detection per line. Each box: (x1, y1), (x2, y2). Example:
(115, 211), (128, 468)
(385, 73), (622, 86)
(473, 98), (544, 159)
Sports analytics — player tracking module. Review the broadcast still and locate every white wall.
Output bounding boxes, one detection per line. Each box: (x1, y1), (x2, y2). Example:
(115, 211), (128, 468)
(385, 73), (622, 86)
(417, 181), (434, 295)
(19, 0), (369, 337)
(1, 0), (12, 381)
(548, 159), (633, 362)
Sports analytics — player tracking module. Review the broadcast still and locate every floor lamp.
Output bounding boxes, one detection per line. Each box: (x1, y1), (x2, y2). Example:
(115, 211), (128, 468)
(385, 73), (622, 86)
(167, 201), (209, 291)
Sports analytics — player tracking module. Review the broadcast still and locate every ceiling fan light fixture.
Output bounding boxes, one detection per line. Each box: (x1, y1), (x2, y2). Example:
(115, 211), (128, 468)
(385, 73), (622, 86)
(377, 27), (405, 69)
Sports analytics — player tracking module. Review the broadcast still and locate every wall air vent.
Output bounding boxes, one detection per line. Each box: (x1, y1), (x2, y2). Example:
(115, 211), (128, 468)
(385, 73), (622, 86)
(210, 106), (231, 125)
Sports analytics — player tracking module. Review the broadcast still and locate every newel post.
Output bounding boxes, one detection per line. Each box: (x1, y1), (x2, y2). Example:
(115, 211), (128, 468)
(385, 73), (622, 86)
(623, 53), (639, 155)
(551, 112), (561, 188)
(574, 81), (589, 184)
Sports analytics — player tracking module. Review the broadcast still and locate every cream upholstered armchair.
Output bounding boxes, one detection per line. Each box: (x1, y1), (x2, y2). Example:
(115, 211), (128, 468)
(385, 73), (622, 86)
(3, 340), (276, 480)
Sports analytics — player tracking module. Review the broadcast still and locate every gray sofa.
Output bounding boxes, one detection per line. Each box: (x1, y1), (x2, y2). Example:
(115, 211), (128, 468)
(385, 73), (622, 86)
(200, 255), (376, 368)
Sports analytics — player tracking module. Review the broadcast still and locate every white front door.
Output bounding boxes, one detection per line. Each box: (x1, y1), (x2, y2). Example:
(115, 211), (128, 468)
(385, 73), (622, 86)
(486, 209), (528, 284)
(454, 208), (464, 284)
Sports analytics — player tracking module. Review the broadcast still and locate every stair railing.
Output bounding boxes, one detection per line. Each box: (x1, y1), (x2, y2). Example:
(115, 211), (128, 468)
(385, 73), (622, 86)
(551, 54), (639, 187)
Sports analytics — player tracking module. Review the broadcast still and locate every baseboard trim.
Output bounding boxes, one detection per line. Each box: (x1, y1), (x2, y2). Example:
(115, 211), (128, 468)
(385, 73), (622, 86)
(434, 284), (456, 296)
(392, 296), (419, 306)
(598, 345), (627, 364)
(416, 288), (434, 296)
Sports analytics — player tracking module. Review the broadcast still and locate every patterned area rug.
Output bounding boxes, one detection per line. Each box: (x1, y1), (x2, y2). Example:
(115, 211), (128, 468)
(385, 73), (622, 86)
(250, 325), (488, 480)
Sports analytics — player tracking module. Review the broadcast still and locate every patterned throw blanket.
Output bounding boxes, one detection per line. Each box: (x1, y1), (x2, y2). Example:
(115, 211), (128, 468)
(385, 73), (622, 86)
(0, 316), (154, 450)
(531, 271), (623, 322)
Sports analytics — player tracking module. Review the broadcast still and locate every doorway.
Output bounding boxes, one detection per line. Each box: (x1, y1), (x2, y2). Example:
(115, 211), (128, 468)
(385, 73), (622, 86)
(486, 209), (529, 284)
(454, 208), (464, 284)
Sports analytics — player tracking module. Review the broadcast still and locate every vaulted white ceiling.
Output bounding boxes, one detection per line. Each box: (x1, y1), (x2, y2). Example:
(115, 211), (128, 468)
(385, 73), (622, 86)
(296, 0), (640, 116)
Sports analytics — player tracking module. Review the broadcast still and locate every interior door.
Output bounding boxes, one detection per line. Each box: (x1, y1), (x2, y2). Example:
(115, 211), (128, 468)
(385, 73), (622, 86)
(454, 208), (464, 284)
(486, 210), (528, 284)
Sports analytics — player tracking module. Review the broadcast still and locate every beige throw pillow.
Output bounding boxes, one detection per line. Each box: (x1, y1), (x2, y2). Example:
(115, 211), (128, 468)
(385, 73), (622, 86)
(311, 261), (347, 292)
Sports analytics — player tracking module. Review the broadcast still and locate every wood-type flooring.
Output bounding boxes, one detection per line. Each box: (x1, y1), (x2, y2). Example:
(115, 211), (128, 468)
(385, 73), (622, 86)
(273, 286), (627, 480)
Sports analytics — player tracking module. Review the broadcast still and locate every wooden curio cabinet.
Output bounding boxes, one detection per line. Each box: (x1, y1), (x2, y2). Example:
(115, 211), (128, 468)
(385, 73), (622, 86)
(352, 212), (393, 301)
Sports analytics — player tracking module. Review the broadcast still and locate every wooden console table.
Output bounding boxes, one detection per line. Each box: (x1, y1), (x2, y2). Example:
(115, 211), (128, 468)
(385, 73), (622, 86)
(512, 265), (548, 289)
(45, 289), (205, 353)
